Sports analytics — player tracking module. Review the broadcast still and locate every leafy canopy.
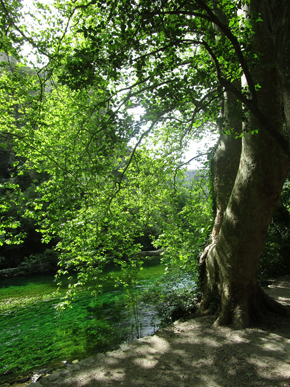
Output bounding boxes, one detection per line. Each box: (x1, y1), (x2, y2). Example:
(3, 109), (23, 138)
(0, 0), (261, 290)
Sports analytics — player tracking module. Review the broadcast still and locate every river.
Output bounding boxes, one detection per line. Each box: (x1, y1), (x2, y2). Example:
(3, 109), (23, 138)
(0, 259), (195, 384)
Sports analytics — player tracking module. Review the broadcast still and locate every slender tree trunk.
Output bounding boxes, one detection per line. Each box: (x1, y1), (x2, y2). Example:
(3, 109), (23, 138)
(199, 0), (290, 328)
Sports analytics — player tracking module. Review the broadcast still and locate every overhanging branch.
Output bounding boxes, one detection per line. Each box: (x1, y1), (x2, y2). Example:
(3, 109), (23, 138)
(201, 40), (290, 156)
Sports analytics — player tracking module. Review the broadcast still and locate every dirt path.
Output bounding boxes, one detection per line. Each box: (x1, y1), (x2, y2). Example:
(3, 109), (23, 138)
(18, 276), (290, 386)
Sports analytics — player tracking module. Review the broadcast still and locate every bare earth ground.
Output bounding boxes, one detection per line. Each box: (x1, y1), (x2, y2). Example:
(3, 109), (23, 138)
(12, 276), (290, 386)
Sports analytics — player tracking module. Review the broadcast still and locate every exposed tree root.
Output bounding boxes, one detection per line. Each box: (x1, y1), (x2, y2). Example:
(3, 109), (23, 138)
(259, 286), (290, 316)
(195, 283), (290, 330)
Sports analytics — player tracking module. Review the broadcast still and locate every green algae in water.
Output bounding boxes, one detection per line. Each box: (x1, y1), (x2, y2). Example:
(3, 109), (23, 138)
(0, 260), (165, 377)
(0, 284), (126, 375)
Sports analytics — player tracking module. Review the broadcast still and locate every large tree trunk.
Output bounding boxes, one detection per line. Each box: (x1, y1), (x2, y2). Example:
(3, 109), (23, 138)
(199, 0), (290, 328)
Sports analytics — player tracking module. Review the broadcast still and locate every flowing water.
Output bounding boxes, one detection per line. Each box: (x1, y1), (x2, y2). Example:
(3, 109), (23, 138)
(0, 258), (167, 382)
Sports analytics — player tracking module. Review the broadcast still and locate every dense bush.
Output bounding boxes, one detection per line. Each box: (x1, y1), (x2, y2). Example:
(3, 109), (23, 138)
(259, 176), (290, 281)
(19, 248), (59, 274)
(140, 273), (198, 327)
(0, 144), (56, 270)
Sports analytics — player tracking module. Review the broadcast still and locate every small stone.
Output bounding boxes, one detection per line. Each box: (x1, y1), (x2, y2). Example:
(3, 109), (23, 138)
(78, 360), (90, 367)
(47, 371), (61, 381)
(70, 364), (80, 371)
(79, 356), (96, 366)
(120, 343), (130, 352)
(31, 374), (42, 383)
(105, 351), (115, 357)
(72, 359), (79, 364)
(60, 370), (70, 376)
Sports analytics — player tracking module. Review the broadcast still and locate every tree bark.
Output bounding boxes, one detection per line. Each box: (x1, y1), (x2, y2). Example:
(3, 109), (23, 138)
(199, 0), (290, 328)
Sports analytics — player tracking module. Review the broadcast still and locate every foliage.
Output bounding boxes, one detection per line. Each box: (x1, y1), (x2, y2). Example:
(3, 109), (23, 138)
(259, 176), (290, 281)
(19, 248), (58, 273)
(1, 0), (287, 314)
(0, 0), (24, 56)
(259, 226), (288, 281)
(0, 55), (213, 289)
(0, 0), (245, 275)
(0, 136), (55, 268)
(154, 169), (212, 272)
(140, 273), (198, 327)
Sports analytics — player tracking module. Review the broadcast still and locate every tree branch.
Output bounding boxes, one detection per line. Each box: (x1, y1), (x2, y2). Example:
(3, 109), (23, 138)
(195, 0), (258, 104)
(173, 152), (208, 191)
(136, 248), (165, 257)
(201, 39), (290, 156)
(107, 116), (163, 210)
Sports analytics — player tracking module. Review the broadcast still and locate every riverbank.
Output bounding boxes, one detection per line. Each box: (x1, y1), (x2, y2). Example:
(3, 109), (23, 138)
(9, 275), (290, 387)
